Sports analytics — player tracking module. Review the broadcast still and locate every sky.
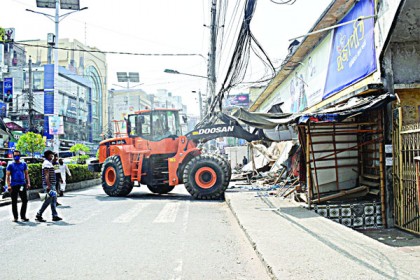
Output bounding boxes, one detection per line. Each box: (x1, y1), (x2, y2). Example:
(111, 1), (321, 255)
(1, 0), (332, 116)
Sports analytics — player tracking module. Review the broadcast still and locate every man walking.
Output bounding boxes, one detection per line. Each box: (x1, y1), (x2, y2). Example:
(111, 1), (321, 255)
(35, 150), (62, 222)
(6, 150), (31, 222)
(58, 158), (71, 196)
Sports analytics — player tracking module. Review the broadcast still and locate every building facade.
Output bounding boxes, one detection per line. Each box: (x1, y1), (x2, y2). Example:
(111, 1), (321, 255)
(24, 38), (107, 142)
(250, 0), (420, 233)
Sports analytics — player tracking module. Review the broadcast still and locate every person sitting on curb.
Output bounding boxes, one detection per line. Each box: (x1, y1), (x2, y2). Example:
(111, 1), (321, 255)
(35, 150), (63, 222)
(6, 150), (31, 222)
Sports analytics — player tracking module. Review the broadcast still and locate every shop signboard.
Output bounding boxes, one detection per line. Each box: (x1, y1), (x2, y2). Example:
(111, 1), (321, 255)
(225, 94), (250, 108)
(323, 0), (376, 99)
(11, 131), (22, 141)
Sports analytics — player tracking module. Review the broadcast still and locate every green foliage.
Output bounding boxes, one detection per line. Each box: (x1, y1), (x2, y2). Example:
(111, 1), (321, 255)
(16, 132), (45, 158)
(96, 149), (99, 159)
(70, 143), (90, 164)
(66, 164), (97, 183)
(27, 163), (97, 189)
(28, 163), (42, 189)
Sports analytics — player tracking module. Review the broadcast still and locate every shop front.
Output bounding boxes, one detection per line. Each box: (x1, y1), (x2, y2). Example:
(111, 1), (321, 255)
(249, 0), (414, 229)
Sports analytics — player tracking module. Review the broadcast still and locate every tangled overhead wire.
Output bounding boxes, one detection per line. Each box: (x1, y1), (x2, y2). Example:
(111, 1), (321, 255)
(270, 0), (297, 4)
(209, 0), (276, 113)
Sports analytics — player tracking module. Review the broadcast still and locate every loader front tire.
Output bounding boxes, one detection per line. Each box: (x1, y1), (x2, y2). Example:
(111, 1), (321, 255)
(183, 154), (230, 200)
(101, 156), (133, 197)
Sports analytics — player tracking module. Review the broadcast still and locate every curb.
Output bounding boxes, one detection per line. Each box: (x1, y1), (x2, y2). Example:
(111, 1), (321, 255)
(225, 193), (277, 280)
(0, 178), (101, 207)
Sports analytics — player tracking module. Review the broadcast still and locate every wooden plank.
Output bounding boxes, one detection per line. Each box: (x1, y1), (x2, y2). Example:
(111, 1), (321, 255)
(360, 179), (380, 187)
(362, 174), (380, 180)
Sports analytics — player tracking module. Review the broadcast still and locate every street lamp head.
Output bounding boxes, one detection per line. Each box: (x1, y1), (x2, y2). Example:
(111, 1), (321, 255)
(164, 69), (180, 74)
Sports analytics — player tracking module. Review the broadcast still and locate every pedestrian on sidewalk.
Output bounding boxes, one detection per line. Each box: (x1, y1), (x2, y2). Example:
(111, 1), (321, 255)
(35, 150), (62, 222)
(242, 156), (248, 166)
(6, 150), (31, 222)
(58, 158), (71, 196)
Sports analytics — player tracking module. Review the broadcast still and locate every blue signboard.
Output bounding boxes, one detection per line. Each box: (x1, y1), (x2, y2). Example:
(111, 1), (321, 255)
(3, 77), (13, 102)
(44, 64), (55, 139)
(44, 64), (54, 89)
(323, 0), (376, 99)
(0, 102), (6, 117)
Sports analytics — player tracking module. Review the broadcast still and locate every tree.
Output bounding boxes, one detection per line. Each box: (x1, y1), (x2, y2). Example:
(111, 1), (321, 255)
(16, 132), (46, 158)
(70, 143), (90, 164)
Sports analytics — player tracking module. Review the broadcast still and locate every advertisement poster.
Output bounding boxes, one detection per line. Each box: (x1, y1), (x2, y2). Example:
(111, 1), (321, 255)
(323, 0), (376, 99)
(260, 33), (332, 114)
(48, 116), (64, 135)
(2, 77), (13, 102)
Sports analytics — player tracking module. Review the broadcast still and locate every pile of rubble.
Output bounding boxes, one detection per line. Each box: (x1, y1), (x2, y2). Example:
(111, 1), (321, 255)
(230, 140), (302, 198)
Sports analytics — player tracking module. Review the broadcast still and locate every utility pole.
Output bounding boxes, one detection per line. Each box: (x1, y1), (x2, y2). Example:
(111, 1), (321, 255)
(208, 0), (217, 108)
(28, 55), (34, 132)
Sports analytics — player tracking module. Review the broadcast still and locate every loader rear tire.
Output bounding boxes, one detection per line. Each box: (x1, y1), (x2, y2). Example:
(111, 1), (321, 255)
(101, 156), (133, 197)
(147, 184), (175, 194)
(183, 154), (231, 200)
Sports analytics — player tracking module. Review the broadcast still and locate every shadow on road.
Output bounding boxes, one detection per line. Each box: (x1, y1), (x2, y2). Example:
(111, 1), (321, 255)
(93, 191), (225, 204)
(358, 228), (420, 247)
(16, 221), (38, 227)
(46, 221), (75, 226)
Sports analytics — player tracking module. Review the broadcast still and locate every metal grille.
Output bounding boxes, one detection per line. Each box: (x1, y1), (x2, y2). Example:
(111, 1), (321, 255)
(393, 109), (420, 234)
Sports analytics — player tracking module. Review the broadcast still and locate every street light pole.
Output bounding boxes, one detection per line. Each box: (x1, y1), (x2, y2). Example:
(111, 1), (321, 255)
(192, 90), (203, 120)
(53, 0), (60, 153)
(27, 1), (87, 152)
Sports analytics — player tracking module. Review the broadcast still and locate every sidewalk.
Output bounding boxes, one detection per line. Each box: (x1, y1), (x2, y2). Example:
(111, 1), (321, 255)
(225, 189), (420, 280)
(0, 178), (100, 207)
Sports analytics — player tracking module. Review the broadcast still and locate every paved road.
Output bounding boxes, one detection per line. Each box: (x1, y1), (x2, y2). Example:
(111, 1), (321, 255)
(0, 186), (269, 280)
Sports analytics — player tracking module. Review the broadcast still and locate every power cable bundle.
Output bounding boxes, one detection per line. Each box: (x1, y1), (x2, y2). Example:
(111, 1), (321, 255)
(209, 0), (276, 113)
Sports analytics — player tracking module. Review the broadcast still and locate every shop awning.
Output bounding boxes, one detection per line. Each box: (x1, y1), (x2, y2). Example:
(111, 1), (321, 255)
(298, 93), (395, 124)
(232, 108), (293, 129)
(5, 122), (25, 132)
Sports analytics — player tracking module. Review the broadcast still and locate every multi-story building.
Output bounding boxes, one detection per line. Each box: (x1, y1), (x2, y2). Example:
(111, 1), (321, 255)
(23, 38), (107, 143)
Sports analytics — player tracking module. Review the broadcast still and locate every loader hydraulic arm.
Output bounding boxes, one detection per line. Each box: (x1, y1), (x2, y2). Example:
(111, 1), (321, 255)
(185, 112), (267, 143)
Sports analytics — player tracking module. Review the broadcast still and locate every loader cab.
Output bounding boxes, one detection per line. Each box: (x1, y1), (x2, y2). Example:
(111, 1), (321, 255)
(127, 109), (182, 141)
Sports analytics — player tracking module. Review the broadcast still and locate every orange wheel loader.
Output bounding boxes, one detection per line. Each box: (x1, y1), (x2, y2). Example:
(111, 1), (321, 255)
(89, 109), (264, 199)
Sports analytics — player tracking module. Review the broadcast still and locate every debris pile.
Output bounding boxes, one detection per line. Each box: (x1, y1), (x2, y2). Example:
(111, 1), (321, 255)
(231, 140), (303, 198)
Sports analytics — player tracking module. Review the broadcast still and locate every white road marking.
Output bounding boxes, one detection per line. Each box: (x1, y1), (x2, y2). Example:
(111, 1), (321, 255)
(182, 201), (190, 233)
(170, 201), (190, 280)
(113, 203), (149, 223)
(171, 260), (183, 280)
(153, 202), (181, 224)
(72, 207), (103, 224)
